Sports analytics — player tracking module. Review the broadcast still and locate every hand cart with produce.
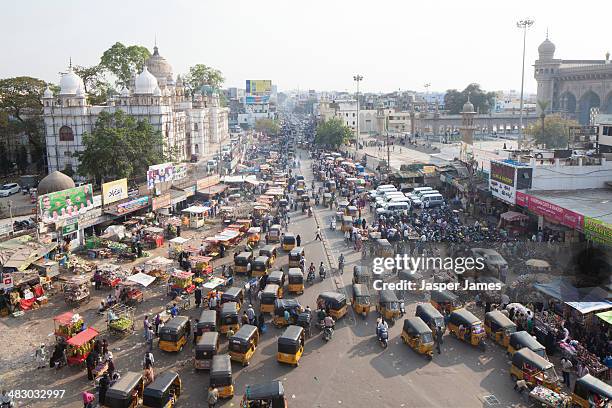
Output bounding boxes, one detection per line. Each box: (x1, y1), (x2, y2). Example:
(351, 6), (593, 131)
(98, 264), (124, 288)
(61, 276), (91, 305)
(107, 304), (135, 336)
(53, 312), (84, 340)
(66, 327), (99, 366)
(169, 269), (195, 295)
(528, 385), (571, 407)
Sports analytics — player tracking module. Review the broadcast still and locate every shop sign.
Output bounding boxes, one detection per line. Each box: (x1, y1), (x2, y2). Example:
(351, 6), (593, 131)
(173, 164), (188, 181)
(515, 192), (584, 230)
(147, 162), (175, 190)
(116, 196), (149, 214)
(583, 217), (612, 246)
(0, 223), (13, 236)
(152, 193), (172, 211)
(197, 174), (220, 191)
(38, 184), (94, 223)
(183, 186), (196, 197)
(489, 160), (516, 204)
(0, 273), (13, 290)
(102, 178), (128, 205)
(62, 216), (79, 235)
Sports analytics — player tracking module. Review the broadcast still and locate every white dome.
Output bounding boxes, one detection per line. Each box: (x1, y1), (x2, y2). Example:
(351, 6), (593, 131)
(153, 86), (162, 97)
(120, 87), (130, 97)
(76, 84), (85, 98)
(60, 67), (85, 95)
(134, 66), (159, 95)
(43, 87), (53, 98)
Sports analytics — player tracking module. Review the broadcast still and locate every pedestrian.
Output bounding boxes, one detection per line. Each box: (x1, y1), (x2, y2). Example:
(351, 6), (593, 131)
(209, 295), (217, 311)
(81, 391), (95, 408)
(98, 373), (110, 405)
(315, 227), (322, 241)
(207, 387), (219, 408)
(561, 358), (573, 387)
(435, 328), (444, 354)
(85, 349), (95, 380)
(143, 315), (151, 340)
(241, 311), (249, 326)
(246, 304), (256, 325)
(195, 285), (202, 309)
(296, 234), (301, 247)
(35, 344), (47, 369)
(154, 314), (161, 336)
(107, 355), (115, 379)
(146, 327), (155, 352)
(143, 351), (155, 368)
(143, 361), (155, 386)
(193, 319), (199, 345)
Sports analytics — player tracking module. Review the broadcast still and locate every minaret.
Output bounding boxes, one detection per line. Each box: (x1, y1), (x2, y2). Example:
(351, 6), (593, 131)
(534, 33), (559, 114)
(461, 94), (476, 145)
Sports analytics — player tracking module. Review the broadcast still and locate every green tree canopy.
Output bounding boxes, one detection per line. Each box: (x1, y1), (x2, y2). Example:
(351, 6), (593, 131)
(525, 114), (578, 149)
(315, 118), (352, 147)
(73, 65), (112, 105)
(74, 110), (166, 184)
(444, 83), (495, 114)
(100, 42), (151, 88)
(255, 118), (280, 136)
(184, 64), (224, 95)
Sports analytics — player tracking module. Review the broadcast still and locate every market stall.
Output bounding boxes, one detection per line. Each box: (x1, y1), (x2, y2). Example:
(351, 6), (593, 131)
(142, 226), (165, 249)
(142, 256), (174, 282)
(53, 312), (84, 339)
(107, 304), (135, 336)
(168, 237), (190, 259)
(182, 206), (210, 229)
(169, 269), (195, 295)
(66, 327), (99, 366)
(62, 275), (91, 305)
(98, 264), (125, 288)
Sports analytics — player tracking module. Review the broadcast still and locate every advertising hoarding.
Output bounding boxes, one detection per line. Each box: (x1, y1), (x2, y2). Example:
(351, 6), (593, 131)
(102, 178), (128, 205)
(489, 160), (532, 205)
(39, 184), (94, 223)
(173, 164), (188, 181)
(515, 192), (584, 230)
(147, 163), (175, 190)
(245, 95), (270, 105)
(583, 217), (612, 246)
(246, 80), (272, 95)
(116, 196), (149, 214)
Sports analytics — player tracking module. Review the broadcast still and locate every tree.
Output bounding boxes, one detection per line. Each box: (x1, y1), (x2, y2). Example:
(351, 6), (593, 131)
(0, 143), (11, 176)
(16, 145), (28, 174)
(184, 64), (224, 95)
(444, 83), (496, 114)
(73, 65), (111, 105)
(315, 118), (352, 147)
(74, 110), (166, 184)
(525, 114), (578, 148)
(255, 118), (280, 136)
(100, 42), (151, 88)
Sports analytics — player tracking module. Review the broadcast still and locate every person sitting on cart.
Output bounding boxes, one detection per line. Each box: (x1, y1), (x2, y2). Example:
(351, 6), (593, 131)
(170, 303), (179, 318)
(107, 308), (119, 322)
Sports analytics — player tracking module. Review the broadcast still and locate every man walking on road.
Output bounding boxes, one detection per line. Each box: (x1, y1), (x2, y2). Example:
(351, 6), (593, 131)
(435, 327), (444, 354)
(315, 228), (322, 241)
(296, 234), (301, 247)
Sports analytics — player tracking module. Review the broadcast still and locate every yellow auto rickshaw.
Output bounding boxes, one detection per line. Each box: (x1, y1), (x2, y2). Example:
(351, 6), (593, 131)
(287, 268), (304, 294)
(571, 374), (612, 408)
(352, 283), (371, 317)
(268, 225), (282, 243)
(259, 245), (278, 265)
(288, 247), (305, 268)
(282, 233), (296, 251)
(219, 302), (240, 334)
(260, 284), (281, 313)
(247, 227), (261, 247)
(195, 310), (217, 342)
(221, 287), (244, 310)
(234, 251), (253, 274)
(159, 316), (189, 352)
(352, 266), (371, 285)
(272, 298), (302, 328)
(210, 355), (234, 398)
(228, 324), (259, 366)
(337, 200), (349, 212)
(484, 310), (517, 348)
(341, 216), (353, 232)
(346, 205), (358, 217)
(415, 303), (445, 332)
(251, 256), (271, 277)
(510, 348), (560, 392)
(375, 238), (394, 257)
(277, 325), (305, 367)
(143, 370), (181, 408)
(507, 331), (547, 358)
(430, 290), (463, 314)
(401, 317), (434, 360)
(317, 292), (347, 320)
(322, 193), (332, 206)
(327, 180), (337, 192)
(104, 371), (144, 408)
(377, 289), (400, 323)
(194, 332), (219, 370)
(241, 381), (288, 408)
(267, 270), (286, 298)
(447, 309), (486, 351)
(296, 187), (305, 196)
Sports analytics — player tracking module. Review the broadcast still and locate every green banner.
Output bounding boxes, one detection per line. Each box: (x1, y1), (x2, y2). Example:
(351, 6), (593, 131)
(583, 217), (612, 246)
(62, 217), (79, 235)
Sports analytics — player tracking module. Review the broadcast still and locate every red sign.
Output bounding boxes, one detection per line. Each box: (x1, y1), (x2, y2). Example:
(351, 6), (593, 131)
(515, 192), (583, 230)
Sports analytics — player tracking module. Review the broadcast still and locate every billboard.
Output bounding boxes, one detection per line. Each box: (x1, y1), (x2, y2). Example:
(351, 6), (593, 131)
(489, 160), (532, 205)
(147, 163), (175, 190)
(102, 178), (128, 205)
(39, 184), (94, 223)
(173, 164), (188, 181)
(245, 95), (270, 105)
(583, 217), (612, 246)
(515, 192), (584, 230)
(116, 196), (149, 215)
(246, 80), (272, 95)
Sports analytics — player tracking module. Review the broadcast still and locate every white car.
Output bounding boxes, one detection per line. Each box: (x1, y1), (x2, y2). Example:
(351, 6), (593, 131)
(0, 183), (20, 197)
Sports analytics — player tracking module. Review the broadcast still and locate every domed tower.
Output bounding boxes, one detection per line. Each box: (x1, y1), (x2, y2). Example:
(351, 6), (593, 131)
(534, 35), (560, 114)
(145, 46), (174, 91)
(133, 66), (160, 105)
(460, 96), (476, 145)
(58, 66), (86, 107)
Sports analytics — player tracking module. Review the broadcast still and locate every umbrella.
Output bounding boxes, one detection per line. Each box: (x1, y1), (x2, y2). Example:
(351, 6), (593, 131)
(525, 259), (550, 269)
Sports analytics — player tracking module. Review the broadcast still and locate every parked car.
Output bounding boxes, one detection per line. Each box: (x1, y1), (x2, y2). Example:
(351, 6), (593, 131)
(0, 183), (20, 197)
(471, 248), (508, 277)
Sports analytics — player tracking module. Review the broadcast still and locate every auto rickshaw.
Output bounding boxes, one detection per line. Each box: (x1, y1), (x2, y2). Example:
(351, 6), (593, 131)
(510, 348), (560, 392)
(352, 266), (371, 285)
(268, 225), (282, 243)
(260, 284), (281, 313)
(273, 298), (303, 327)
(142, 370), (181, 408)
(282, 233), (296, 251)
(210, 354), (234, 398)
(196, 310), (217, 342)
(221, 287), (244, 309)
(194, 332), (219, 370)
(377, 290), (400, 323)
(296, 187), (305, 196)
(337, 200), (349, 212)
(322, 193), (332, 206)
(267, 270), (286, 297)
(352, 283), (371, 317)
(104, 371), (144, 408)
(251, 256), (271, 277)
(242, 381), (287, 408)
(341, 216), (353, 232)
(507, 331), (547, 358)
(228, 324), (259, 366)
(484, 310), (517, 348)
(571, 374), (612, 408)
(277, 325), (305, 366)
(317, 292), (348, 320)
(430, 290), (463, 314)
(447, 309), (486, 351)
(347, 205), (358, 217)
(259, 245), (278, 265)
(375, 238), (394, 257)
(327, 181), (337, 192)
(234, 251), (253, 274)
(415, 303), (445, 332)
(247, 227), (261, 247)
(287, 268), (304, 294)
(219, 302), (240, 334)
(400, 317), (434, 360)
(159, 316), (189, 352)
(288, 247), (305, 268)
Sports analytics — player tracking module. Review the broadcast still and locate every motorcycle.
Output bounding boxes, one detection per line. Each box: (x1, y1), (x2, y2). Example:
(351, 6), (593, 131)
(377, 327), (388, 348)
(323, 326), (334, 341)
(319, 267), (326, 280)
(308, 207), (313, 217)
(330, 219), (336, 231)
(306, 270), (315, 284)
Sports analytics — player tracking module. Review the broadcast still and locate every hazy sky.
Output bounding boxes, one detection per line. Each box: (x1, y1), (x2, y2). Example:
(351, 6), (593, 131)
(2, 0), (610, 94)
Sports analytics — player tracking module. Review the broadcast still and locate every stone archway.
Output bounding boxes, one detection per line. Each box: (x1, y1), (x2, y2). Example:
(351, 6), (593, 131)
(603, 91), (612, 114)
(559, 91), (577, 115)
(578, 91), (601, 124)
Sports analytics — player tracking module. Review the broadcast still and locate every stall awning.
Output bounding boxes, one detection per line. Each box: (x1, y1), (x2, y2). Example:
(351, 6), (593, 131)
(169, 237), (189, 245)
(127, 272), (156, 287)
(67, 327), (99, 346)
(182, 206), (209, 214)
(565, 301), (612, 315)
(596, 310), (612, 325)
(501, 211), (529, 222)
(54, 312), (76, 326)
(197, 185), (228, 195)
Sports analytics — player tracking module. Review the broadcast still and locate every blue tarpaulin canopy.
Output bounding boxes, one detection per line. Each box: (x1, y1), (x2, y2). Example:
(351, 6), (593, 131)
(534, 279), (612, 314)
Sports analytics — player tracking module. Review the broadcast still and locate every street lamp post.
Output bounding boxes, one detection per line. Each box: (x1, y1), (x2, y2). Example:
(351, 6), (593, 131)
(353, 75), (363, 151)
(517, 19), (534, 150)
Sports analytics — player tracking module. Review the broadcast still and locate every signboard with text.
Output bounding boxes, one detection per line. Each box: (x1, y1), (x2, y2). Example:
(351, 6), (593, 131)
(147, 163), (175, 190)
(115, 196), (149, 215)
(39, 184), (94, 223)
(489, 160), (532, 205)
(246, 80), (272, 95)
(1, 273), (13, 290)
(62, 216), (79, 235)
(583, 217), (612, 246)
(102, 178), (128, 205)
(515, 192), (583, 230)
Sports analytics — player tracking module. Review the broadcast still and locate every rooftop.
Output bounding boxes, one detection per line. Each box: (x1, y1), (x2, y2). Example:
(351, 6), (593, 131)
(526, 189), (612, 224)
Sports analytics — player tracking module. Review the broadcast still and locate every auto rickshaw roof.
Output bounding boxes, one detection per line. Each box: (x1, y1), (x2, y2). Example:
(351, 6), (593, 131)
(318, 291), (346, 308)
(289, 247), (304, 256)
(231, 324), (258, 343)
(575, 374), (612, 399)
(342, 216), (353, 222)
(260, 245), (277, 253)
(254, 256), (269, 264)
(268, 270), (285, 280)
(403, 317), (432, 335)
(352, 284), (370, 298)
(376, 238), (391, 246)
(222, 287), (243, 299)
(220, 302), (239, 316)
(274, 298), (301, 314)
(106, 371), (143, 399)
(245, 381), (285, 400)
(288, 268), (303, 277)
(512, 348), (553, 371)
(262, 284), (280, 294)
(379, 289), (399, 303)
(509, 331), (545, 351)
(236, 252), (253, 260)
(162, 316), (189, 331)
(198, 310), (217, 325)
(416, 303), (443, 319)
(210, 355), (232, 377)
(196, 331), (219, 349)
(270, 224), (281, 230)
(449, 309), (481, 326)
(485, 310), (517, 329)
(353, 266), (370, 277)
(431, 289), (459, 302)
(278, 325), (304, 345)
(143, 371), (179, 399)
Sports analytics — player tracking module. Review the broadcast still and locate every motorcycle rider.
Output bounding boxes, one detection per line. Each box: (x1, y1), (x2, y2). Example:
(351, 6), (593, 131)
(307, 262), (315, 281)
(319, 262), (326, 279)
(376, 318), (389, 343)
(323, 315), (335, 339)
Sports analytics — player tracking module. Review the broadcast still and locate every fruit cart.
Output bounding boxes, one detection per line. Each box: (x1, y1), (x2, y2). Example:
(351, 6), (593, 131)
(117, 280), (144, 305)
(168, 237), (190, 259)
(528, 385), (571, 407)
(61, 276), (91, 306)
(107, 304), (135, 336)
(53, 312), (84, 340)
(191, 255), (213, 276)
(66, 327), (99, 366)
(142, 256), (174, 283)
(169, 269), (195, 295)
(98, 264), (124, 288)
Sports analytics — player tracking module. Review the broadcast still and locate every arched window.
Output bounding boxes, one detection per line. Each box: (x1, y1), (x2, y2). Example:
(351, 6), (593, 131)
(59, 126), (74, 141)
(195, 144), (199, 153)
